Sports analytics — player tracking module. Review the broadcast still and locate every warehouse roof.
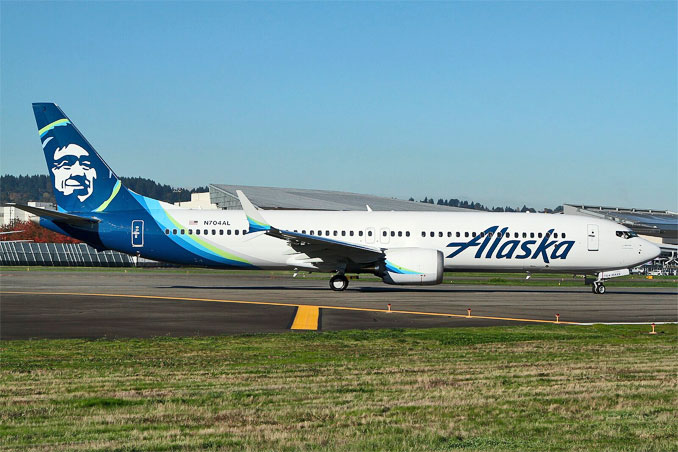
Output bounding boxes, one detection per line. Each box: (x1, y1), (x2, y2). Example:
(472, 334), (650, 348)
(209, 184), (474, 212)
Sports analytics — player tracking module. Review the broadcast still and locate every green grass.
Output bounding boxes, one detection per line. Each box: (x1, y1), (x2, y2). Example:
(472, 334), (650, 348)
(2, 266), (676, 287)
(1, 325), (677, 451)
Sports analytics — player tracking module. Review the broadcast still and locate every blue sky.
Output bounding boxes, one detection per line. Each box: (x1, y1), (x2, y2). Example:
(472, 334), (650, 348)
(1, 1), (676, 210)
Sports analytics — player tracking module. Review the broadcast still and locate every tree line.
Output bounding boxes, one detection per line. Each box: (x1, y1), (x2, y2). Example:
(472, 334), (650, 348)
(1, 175), (208, 205)
(1, 174), (562, 214)
(411, 197), (563, 214)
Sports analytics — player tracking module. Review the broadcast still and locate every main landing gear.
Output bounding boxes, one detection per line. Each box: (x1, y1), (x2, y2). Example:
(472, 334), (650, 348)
(592, 281), (606, 294)
(329, 274), (349, 291)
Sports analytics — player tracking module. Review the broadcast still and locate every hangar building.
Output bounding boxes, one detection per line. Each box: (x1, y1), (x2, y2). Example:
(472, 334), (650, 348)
(207, 184), (474, 212)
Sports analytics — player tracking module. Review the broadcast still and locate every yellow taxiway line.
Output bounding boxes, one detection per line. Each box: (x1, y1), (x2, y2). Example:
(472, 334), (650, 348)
(290, 305), (320, 330)
(0, 291), (581, 325)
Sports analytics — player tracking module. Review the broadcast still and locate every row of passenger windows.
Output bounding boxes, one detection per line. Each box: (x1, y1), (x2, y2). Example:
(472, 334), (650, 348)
(165, 229), (247, 236)
(293, 230), (410, 237)
(422, 230), (566, 239)
(165, 228), (566, 240)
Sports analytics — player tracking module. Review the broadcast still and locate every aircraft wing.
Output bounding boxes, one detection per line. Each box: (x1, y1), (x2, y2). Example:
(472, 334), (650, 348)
(236, 190), (383, 263)
(4, 203), (100, 225)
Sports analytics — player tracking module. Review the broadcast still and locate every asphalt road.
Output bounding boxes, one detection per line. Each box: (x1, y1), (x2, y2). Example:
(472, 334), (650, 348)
(1, 270), (676, 339)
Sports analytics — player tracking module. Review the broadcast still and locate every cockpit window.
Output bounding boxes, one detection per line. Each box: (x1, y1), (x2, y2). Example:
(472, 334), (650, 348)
(616, 230), (638, 239)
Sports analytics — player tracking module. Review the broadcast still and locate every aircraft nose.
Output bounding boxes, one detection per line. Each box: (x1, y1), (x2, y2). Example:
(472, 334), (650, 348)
(647, 242), (661, 260)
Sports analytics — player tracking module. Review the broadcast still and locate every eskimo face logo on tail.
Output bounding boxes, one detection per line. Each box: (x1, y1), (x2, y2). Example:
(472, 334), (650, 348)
(50, 144), (97, 202)
(446, 226), (575, 263)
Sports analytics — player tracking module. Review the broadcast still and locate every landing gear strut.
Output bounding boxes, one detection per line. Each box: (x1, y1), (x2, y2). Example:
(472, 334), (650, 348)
(592, 281), (606, 294)
(329, 274), (349, 291)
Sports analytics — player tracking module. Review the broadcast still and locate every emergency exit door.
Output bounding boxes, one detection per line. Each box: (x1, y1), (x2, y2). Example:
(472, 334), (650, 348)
(587, 224), (599, 251)
(132, 220), (144, 247)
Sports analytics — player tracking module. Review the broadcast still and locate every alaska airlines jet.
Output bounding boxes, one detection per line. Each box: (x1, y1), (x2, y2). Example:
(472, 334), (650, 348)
(10, 103), (660, 294)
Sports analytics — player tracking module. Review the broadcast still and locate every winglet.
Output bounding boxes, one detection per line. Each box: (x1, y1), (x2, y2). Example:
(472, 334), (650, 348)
(236, 190), (271, 233)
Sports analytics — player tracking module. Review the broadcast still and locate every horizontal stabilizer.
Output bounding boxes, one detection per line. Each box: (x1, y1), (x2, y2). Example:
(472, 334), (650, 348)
(4, 203), (100, 225)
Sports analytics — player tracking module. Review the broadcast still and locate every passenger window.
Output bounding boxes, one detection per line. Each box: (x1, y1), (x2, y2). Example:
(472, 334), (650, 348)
(456, 232), (460, 237)
(465, 232), (469, 238)
(367, 231), (372, 237)
(310, 231), (314, 235)
(538, 232), (542, 238)
(488, 232), (493, 237)
(481, 232), (485, 238)
(545, 232), (550, 238)
(302, 230), (306, 234)
(196, 229), (200, 235)
(554, 233), (558, 238)
(326, 230), (330, 236)
(227, 230), (232, 235)
(318, 231), (323, 236)
(342, 231), (346, 236)
(447, 232), (451, 237)
(350, 231), (354, 237)
(383, 231), (387, 237)
(235, 230), (239, 235)
(421, 231), (426, 237)
(334, 231), (338, 236)
(391, 231), (395, 237)
(438, 232), (443, 237)
(212, 229), (216, 235)
(498, 232), (502, 238)
(173, 229), (177, 235)
(398, 231), (402, 237)
(430, 231), (434, 237)
(562, 233), (566, 239)
(165, 229), (169, 235)
(523, 232), (527, 238)
(219, 230), (223, 235)
(472, 232), (476, 237)
(204, 229), (208, 235)
(514, 232), (518, 238)
(406, 231), (410, 237)
(180, 229), (185, 235)
(530, 232), (534, 238)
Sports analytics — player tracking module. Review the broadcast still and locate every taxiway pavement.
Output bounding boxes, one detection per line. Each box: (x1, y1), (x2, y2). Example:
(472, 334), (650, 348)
(1, 271), (675, 339)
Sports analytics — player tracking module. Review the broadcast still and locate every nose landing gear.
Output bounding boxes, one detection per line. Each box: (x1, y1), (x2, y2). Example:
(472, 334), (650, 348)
(329, 274), (349, 291)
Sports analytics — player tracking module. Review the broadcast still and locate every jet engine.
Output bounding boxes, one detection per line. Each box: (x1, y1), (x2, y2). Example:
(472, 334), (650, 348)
(378, 248), (444, 285)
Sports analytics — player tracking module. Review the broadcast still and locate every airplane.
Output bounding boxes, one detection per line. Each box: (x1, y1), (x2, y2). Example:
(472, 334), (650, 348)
(7, 103), (661, 294)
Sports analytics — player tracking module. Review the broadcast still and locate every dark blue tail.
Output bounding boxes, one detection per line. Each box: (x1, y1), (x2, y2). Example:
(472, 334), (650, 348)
(33, 103), (123, 213)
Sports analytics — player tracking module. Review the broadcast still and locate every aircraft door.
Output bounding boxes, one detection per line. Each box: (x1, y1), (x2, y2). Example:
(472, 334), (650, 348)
(587, 224), (599, 251)
(132, 220), (144, 247)
(366, 227), (375, 244)
(380, 228), (390, 244)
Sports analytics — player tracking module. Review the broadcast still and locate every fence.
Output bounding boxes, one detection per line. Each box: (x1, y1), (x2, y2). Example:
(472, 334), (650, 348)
(0, 242), (140, 267)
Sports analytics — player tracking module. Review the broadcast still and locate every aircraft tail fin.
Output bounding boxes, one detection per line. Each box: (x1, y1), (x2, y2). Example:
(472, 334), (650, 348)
(33, 103), (125, 213)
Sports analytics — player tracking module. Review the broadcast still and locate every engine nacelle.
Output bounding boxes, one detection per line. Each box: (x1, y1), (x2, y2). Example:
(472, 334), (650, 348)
(379, 248), (444, 285)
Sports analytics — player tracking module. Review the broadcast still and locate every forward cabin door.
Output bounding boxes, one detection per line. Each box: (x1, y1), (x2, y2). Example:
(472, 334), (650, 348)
(587, 224), (599, 251)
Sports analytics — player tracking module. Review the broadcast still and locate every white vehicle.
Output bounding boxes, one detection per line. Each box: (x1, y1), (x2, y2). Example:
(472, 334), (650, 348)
(11, 103), (661, 294)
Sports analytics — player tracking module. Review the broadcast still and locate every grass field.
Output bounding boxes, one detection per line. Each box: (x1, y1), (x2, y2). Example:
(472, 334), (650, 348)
(1, 325), (676, 451)
(2, 266), (677, 287)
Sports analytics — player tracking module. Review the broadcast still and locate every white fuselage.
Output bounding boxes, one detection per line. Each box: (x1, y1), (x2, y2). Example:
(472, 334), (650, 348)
(158, 208), (659, 274)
